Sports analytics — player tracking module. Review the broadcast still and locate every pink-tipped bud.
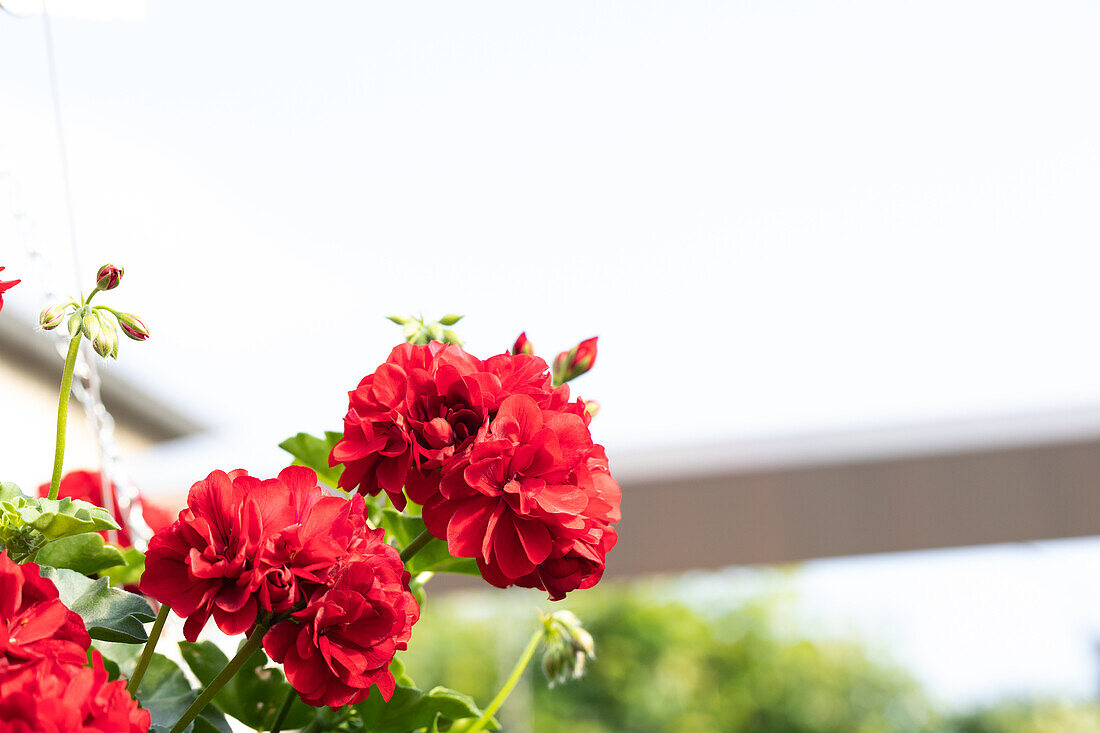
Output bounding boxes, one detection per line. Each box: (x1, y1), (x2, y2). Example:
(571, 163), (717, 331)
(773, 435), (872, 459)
(38, 303), (68, 330)
(512, 332), (535, 356)
(116, 312), (150, 341)
(552, 336), (598, 385)
(95, 264), (124, 291)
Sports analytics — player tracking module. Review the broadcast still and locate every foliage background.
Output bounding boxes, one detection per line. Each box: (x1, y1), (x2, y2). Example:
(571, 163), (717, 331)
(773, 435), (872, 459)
(403, 581), (1100, 733)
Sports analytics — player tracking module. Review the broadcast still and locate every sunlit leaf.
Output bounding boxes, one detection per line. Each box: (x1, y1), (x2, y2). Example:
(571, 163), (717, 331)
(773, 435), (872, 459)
(35, 532), (127, 574)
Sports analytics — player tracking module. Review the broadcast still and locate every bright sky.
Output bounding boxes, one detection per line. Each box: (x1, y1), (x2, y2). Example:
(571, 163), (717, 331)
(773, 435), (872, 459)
(3, 0), (1100, 710)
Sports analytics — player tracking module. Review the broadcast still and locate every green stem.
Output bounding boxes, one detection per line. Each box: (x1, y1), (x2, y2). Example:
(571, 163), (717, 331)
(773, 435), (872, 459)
(47, 335), (82, 500)
(269, 685), (297, 733)
(170, 621), (270, 733)
(466, 630), (543, 733)
(127, 604), (170, 694)
(399, 528), (434, 563)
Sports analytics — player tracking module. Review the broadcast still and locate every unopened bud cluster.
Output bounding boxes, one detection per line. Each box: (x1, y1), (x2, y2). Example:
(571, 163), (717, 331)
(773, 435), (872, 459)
(387, 313), (465, 346)
(510, 333), (599, 386)
(38, 263), (149, 360)
(539, 609), (596, 687)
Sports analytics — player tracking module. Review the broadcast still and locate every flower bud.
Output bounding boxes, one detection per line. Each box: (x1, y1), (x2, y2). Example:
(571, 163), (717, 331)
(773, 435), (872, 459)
(439, 314), (464, 326)
(442, 329), (464, 346)
(95, 264), (124, 291)
(402, 321), (421, 340)
(539, 609), (595, 688)
(552, 337), (598, 385)
(386, 315), (412, 325)
(81, 311), (101, 341)
(427, 322), (444, 342)
(38, 303), (68, 330)
(583, 400), (600, 419)
(115, 312), (150, 341)
(67, 313), (82, 338)
(92, 319), (118, 359)
(512, 332), (534, 356)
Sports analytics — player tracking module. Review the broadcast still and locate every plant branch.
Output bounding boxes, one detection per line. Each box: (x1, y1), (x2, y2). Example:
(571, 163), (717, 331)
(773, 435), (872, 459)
(269, 685), (298, 733)
(170, 620), (270, 733)
(47, 335), (82, 500)
(399, 528), (434, 563)
(465, 629), (543, 733)
(127, 603), (170, 694)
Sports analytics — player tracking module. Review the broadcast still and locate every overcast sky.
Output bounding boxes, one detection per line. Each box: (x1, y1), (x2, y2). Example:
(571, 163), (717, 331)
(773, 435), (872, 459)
(4, 0), (1100, 466)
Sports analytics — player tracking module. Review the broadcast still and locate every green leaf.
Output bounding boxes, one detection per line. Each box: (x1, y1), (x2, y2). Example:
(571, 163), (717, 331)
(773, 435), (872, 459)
(279, 431), (345, 488)
(2, 495), (119, 540)
(137, 654), (231, 733)
(92, 638), (142, 678)
(179, 641), (313, 731)
(35, 532), (127, 574)
(99, 545), (146, 587)
(40, 566), (154, 643)
(381, 509), (479, 576)
(0, 481), (24, 501)
(354, 682), (494, 733)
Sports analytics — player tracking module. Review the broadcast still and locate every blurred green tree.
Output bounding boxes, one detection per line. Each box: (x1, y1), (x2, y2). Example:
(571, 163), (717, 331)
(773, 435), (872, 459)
(401, 582), (1100, 733)
(403, 584), (933, 733)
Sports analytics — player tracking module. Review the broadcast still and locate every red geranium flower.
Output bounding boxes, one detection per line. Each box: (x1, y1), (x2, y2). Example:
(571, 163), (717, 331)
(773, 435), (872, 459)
(0, 551), (91, 692)
(331, 342), (490, 508)
(38, 470), (173, 548)
(422, 393), (621, 600)
(263, 528), (419, 708)
(0, 267), (20, 313)
(140, 469), (295, 641)
(254, 467), (371, 614)
(0, 652), (149, 733)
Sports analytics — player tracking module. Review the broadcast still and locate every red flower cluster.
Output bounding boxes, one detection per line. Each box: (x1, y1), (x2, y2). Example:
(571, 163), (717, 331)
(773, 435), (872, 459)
(264, 542), (417, 707)
(38, 470), (174, 549)
(332, 342), (621, 600)
(140, 466), (418, 707)
(0, 551), (149, 732)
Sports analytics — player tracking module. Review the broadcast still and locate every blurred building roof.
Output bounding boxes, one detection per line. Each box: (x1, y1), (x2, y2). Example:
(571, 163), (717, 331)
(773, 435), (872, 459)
(0, 311), (203, 446)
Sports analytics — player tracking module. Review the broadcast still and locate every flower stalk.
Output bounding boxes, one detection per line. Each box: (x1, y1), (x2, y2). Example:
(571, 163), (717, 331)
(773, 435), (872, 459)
(465, 629), (543, 733)
(47, 334), (82, 500)
(269, 686), (298, 733)
(169, 619), (271, 733)
(127, 604), (171, 695)
(399, 528), (434, 563)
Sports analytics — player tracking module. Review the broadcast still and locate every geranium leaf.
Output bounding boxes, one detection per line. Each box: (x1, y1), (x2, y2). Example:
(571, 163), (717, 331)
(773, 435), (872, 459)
(354, 682), (495, 733)
(35, 532), (127, 574)
(40, 566), (154, 643)
(0, 481), (24, 501)
(381, 509), (479, 576)
(2, 495), (119, 540)
(179, 641), (313, 731)
(279, 431), (344, 488)
(137, 653), (231, 733)
(98, 545), (146, 587)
